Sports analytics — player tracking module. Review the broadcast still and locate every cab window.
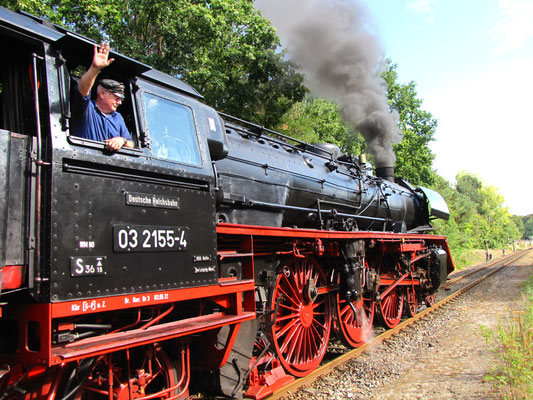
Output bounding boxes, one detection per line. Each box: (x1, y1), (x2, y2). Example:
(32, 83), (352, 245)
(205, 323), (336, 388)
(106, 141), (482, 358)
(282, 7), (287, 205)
(66, 65), (138, 148)
(142, 92), (202, 166)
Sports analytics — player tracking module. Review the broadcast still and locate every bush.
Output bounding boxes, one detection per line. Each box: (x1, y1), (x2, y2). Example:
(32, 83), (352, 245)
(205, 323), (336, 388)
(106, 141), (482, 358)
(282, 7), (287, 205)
(481, 274), (533, 399)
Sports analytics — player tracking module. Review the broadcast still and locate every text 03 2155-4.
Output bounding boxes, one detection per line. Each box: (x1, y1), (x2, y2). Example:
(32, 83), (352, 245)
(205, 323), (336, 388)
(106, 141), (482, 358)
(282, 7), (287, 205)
(113, 225), (189, 252)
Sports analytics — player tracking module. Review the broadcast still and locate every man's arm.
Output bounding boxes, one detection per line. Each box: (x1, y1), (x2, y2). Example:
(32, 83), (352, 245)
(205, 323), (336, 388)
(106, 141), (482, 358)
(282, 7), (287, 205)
(105, 117), (133, 151)
(104, 137), (134, 151)
(78, 42), (115, 97)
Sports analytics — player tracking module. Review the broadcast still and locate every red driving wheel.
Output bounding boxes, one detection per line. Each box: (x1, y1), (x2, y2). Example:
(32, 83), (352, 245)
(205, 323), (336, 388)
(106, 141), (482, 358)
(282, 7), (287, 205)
(378, 286), (404, 329)
(269, 256), (332, 377)
(71, 345), (183, 399)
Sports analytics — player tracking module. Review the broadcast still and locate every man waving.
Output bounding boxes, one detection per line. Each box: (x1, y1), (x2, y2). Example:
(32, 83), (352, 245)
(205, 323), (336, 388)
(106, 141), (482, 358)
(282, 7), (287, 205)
(71, 42), (134, 151)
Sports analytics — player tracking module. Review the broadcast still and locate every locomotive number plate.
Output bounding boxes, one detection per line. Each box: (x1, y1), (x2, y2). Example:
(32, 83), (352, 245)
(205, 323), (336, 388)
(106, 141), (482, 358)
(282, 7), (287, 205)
(113, 225), (189, 252)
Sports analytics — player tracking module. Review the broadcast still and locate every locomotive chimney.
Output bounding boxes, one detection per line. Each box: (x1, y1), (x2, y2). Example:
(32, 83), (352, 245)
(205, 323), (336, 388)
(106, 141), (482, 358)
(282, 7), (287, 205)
(375, 166), (395, 182)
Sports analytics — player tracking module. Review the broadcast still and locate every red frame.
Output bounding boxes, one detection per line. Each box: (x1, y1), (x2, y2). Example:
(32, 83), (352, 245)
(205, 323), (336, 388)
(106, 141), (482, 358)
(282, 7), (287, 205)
(217, 223), (454, 274)
(1, 278), (255, 367)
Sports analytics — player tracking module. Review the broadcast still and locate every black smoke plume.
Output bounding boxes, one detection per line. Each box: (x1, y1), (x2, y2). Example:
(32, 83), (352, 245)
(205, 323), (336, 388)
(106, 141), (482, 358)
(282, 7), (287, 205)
(255, 0), (401, 167)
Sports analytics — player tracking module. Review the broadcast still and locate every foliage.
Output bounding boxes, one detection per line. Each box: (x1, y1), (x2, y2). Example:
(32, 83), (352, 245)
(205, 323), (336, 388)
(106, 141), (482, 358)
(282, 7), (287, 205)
(522, 216), (533, 239)
(456, 172), (484, 213)
(108, 0), (307, 126)
(382, 61), (437, 186)
(276, 97), (365, 155)
(0, 0), (307, 127)
(511, 216), (524, 238)
(431, 171), (523, 265)
(481, 274), (533, 399)
(0, 0), (122, 39)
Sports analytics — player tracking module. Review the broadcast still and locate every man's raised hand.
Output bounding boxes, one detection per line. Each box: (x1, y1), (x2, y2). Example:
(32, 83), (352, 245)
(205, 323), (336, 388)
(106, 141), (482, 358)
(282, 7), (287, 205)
(92, 42), (115, 70)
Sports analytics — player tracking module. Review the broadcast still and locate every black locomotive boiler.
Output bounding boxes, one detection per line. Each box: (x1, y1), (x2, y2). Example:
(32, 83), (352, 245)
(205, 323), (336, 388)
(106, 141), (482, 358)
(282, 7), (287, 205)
(215, 117), (447, 233)
(0, 7), (453, 400)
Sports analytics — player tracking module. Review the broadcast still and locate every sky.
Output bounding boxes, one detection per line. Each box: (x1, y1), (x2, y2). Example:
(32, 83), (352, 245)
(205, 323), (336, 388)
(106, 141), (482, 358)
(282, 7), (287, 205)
(364, 0), (533, 216)
(256, 0), (533, 216)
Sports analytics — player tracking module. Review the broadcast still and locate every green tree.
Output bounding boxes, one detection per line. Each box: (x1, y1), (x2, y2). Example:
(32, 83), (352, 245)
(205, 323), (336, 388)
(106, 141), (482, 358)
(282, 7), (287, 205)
(382, 61), (437, 186)
(512, 215), (524, 236)
(456, 172), (484, 213)
(277, 97), (365, 155)
(109, 0), (306, 126)
(0, 0), (122, 39)
(430, 173), (478, 248)
(453, 172), (522, 247)
(523, 216), (533, 239)
(1, 0), (306, 127)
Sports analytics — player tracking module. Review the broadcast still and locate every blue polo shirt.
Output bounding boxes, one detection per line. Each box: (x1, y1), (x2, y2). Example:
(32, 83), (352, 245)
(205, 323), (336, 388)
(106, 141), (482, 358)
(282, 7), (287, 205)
(71, 86), (132, 142)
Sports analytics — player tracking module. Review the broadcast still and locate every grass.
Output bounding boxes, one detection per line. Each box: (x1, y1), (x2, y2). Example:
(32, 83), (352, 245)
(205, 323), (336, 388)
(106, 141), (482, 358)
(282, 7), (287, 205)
(481, 273), (533, 399)
(451, 244), (530, 271)
(451, 248), (491, 270)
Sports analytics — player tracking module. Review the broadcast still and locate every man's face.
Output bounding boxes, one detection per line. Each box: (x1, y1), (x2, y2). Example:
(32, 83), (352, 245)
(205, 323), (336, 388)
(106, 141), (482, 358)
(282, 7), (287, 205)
(98, 89), (123, 114)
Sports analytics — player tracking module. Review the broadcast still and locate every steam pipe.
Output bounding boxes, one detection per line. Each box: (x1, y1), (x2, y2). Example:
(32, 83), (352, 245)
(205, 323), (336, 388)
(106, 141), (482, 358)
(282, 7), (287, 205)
(245, 199), (389, 224)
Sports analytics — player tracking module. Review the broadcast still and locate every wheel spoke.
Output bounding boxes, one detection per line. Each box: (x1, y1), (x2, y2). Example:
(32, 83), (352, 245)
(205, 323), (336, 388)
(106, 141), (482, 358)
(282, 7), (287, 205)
(311, 317), (328, 333)
(302, 329), (311, 364)
(276, 311), (301, 323)
(307, 328), (317, 359)
(275, 317), (298, 340)
(279, 302), (299, 312)
(309, 324), (324, 353)
(278, 285), (300, 308)
(312, 297), (326, 309)
(286, 325), (303, 362)
(281, 273), (301, 302)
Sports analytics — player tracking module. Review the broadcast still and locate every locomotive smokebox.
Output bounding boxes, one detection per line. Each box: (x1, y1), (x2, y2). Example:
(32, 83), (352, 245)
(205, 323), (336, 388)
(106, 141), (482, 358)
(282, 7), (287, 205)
(375, 166), (395, 182)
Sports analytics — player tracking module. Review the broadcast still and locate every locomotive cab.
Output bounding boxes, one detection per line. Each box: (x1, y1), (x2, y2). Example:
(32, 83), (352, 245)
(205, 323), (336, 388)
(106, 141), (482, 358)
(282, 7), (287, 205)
(1, 10), (255, 392)
(0, 8), (232, 304)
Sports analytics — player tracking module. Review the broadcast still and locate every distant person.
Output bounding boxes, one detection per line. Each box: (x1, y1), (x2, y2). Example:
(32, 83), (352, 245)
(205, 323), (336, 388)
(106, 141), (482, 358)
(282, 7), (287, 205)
(71, 42), (134, 151)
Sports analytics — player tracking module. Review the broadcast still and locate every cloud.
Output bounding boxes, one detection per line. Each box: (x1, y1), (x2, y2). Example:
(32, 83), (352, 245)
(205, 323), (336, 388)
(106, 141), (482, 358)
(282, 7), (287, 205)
(406, 0), (435, 14)
(405, 0), (436, 26)
(492, 0), (533, 55)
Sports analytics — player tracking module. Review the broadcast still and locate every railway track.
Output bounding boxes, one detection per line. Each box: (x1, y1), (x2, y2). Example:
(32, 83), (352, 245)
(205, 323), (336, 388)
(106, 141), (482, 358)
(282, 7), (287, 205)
(445, 252), (519, 287)
(265, 249), (531, 400)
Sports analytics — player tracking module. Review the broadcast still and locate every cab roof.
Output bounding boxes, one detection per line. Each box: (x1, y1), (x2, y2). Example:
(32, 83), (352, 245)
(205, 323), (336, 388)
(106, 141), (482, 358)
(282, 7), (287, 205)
(0, 6), (203, 99)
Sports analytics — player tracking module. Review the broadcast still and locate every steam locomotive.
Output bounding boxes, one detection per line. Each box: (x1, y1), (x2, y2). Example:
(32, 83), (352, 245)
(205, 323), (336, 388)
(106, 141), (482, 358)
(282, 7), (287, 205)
(0, 7), (453, 399)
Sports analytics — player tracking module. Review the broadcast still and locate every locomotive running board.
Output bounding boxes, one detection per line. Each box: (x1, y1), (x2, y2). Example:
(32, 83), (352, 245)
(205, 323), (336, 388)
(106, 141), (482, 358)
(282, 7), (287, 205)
(50, 311), (255, 365)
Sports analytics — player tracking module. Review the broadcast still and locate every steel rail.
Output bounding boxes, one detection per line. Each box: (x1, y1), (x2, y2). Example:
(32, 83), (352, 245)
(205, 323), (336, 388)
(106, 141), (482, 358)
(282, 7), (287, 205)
(445, 251), (525, 287)
(266, 249), (531, 400)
